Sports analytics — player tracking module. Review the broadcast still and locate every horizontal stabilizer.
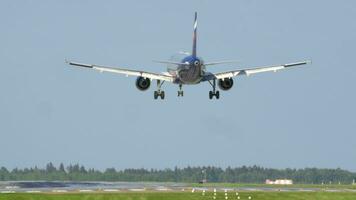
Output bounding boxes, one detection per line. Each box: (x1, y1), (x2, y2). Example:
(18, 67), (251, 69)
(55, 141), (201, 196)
(152, 60), (190, 66)
(204, 60), (240, 66)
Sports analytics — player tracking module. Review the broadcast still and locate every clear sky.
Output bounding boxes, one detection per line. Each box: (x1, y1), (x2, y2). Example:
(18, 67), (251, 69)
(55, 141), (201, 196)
(0, 0), (356, 171)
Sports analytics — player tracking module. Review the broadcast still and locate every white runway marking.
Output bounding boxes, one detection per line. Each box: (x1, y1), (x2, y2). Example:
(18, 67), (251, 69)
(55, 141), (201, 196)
(129, 188), (145, 192)
(52, 190), (68, 193)
(345, 189), (356, 192)
(26, 190), (41, 193)
(195, 188), (208, 191)
(155, 187), (171, 191)
(5, 186), (18, 189)
(103, 189), (119, 192)
(1, 191), (15, 193)
(79, 189), (93, 192)
(325, 189), (340, 192)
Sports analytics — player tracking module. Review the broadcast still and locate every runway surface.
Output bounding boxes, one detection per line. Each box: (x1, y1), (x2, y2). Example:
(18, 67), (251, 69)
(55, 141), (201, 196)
(1, 181), (355, 193)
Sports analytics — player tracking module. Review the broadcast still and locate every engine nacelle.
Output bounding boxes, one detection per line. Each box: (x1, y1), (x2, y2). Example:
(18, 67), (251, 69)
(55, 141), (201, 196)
(218, 78), (234, 91)
(135, 77), (151, 91)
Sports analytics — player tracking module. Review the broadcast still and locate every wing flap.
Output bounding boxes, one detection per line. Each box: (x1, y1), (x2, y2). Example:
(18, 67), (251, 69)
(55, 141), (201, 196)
(209, 60), (310, 80)
(67, 61), (174, 82)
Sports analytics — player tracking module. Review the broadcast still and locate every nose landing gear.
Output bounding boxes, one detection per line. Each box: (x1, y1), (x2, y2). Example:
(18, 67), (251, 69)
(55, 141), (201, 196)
(177, 84), (184, 97)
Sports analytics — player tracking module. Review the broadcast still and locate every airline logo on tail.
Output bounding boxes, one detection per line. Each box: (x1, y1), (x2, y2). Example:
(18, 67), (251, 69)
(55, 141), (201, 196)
(192, 12), (198, 57)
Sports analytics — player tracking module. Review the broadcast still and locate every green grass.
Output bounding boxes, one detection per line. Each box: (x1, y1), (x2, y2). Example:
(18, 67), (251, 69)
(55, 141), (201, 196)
(1, 192), (356, 200)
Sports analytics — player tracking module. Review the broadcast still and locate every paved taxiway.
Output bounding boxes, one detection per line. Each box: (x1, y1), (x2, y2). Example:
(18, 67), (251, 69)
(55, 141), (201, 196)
(1, 181), (355, 193)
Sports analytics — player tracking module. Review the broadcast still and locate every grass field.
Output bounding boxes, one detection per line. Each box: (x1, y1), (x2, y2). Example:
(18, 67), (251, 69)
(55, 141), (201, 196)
(1, 192), (356, 200)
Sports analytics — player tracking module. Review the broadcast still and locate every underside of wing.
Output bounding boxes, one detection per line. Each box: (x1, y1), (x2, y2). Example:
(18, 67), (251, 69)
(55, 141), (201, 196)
(204, 60), (310, 81)
(67, 61), (174, 82)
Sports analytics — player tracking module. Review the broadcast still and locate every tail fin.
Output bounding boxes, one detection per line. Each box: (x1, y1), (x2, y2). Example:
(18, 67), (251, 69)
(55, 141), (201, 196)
(192, 12), (198, 57)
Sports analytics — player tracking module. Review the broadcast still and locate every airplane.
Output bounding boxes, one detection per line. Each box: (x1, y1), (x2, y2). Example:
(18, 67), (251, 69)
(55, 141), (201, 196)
(67, 12), (310, 100)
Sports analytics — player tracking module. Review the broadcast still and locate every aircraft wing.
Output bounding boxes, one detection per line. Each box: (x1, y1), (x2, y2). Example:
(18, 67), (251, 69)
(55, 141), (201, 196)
(67, 61), (174, 82)
(204, 60), (310, 80)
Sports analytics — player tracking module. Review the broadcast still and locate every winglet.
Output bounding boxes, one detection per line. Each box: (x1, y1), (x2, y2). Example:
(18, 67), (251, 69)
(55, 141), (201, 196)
(66, 60), (93, 68)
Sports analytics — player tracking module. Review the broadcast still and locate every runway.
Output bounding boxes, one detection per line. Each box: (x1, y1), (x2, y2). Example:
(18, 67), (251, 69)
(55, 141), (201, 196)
(0, 181), (355, 193)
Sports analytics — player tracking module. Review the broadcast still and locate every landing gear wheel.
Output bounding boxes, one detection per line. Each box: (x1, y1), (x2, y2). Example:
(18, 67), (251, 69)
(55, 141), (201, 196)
(154, 80), (166, 100)
(178, 91), (184, 97)
(216, 91), (220, 99)
(209, 90), (220, 99)
(208, 79), (220, 100)
(154, 91), (165, 100)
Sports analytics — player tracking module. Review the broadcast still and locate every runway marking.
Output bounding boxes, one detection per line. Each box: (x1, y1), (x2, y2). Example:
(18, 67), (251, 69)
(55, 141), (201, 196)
(103, 189), (119, 192)
(1, 191), (15, 193)
(155, 187), (171, 191)
(5, 186), (19, 189)
(345, 189), (356, 192)
(26, 190), (41, 193)
(195, 187), (208, 191)
(79, 189), (93, 192)
(245, 188), (258, 191)
(325, 189), (342, 192)
(52, 189), (68, 193)
(129, 188), (145, 192)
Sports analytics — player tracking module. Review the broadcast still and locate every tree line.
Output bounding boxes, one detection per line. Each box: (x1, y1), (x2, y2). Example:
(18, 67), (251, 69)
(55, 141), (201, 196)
(0, 163), (355, 184)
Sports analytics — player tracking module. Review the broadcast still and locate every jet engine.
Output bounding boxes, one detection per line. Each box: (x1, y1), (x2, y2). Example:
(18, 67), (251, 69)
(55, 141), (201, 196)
(135, 77), (151, 91)
(218, 78), (234, 91)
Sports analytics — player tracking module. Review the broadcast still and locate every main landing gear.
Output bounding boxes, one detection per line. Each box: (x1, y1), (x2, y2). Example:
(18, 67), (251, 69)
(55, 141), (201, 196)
(177, 84), (184, 97)
(154, 80), (165, 100)
(208, 79), (220, 99)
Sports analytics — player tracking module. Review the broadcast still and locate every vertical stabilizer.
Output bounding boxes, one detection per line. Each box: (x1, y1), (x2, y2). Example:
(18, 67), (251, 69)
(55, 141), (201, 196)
(192, 12), (197, 57)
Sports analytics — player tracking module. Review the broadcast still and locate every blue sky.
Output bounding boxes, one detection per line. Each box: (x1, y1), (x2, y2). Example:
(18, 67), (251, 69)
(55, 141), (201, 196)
(0, 0), (356, 171)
